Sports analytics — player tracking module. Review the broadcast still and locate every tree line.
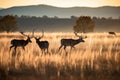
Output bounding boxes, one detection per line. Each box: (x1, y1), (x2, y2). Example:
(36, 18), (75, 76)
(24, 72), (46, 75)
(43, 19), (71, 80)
(0, 15), (120, 33)
(1, 15), (120, 20)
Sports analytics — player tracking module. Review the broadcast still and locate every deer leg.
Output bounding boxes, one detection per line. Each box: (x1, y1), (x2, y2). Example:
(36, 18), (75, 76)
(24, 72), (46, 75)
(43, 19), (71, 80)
(58, 45), (63, 52)
(47, 48), (49, 53)
(63, 46), (66, 49)
(70, 46), (75, 53)
(64, 46), (67, 52)
(10, 45), (14, 51)
(12, 46), (17, 56)
(64, 46), (68, 56)
(14, 46), (17, 52)
(70, 46), (73, 52)
(41, 49), (43, 53)
(22, 47), (25, 50)
(43, 49), (46, 54)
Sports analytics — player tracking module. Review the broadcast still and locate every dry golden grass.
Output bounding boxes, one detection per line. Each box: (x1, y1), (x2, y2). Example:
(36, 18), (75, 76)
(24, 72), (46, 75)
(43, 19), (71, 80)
(0, 32), (120, 80)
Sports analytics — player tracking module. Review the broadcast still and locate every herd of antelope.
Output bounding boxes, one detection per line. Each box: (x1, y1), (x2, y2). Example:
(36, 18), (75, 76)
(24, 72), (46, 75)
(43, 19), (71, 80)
(9, 31), (116, 56)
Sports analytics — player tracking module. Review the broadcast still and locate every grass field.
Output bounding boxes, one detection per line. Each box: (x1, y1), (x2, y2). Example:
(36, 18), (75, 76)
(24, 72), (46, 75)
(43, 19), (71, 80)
(0, 32), (120, 80)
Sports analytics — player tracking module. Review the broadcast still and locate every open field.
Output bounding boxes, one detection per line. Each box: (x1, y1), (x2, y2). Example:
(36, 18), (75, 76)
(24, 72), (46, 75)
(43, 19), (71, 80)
(0, 32), (120, 80)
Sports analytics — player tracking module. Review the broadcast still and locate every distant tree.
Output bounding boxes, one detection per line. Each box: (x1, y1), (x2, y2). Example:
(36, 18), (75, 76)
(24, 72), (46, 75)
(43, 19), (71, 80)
(0, 15), (17, 32)
(0, 16), (2, 19)
(118, 16), (120, 19)
(92, 16), (98, 20)
(71, 16), (77, 20)
(31, 16), (37, 18)
(14, 15), (19, 18)
(53, 16), (58, 19)
(73, 16), (95, 33)
(42, 15), (48, 19)
(101, 17), (106, 20)
(108, 17), (112, 20)
(21, 15), (30, 18)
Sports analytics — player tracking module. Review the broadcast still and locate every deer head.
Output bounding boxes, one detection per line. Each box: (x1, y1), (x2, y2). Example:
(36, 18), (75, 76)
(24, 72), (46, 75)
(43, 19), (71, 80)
(32, 29), (44, 42)
(32, 29), (49, 53)
(74, 32), (87, 42)
(20, 32), (32, 43)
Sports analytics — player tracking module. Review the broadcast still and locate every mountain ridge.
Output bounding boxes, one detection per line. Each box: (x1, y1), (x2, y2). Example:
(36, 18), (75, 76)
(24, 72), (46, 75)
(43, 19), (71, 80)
(0, 8), (3, 10)
(0, 4), (120, 18)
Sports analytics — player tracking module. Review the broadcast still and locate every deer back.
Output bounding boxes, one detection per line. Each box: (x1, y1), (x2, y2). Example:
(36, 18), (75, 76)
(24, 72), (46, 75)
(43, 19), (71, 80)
(11, 37), (31, 46)
(37, 41), (49, 49)
(109, 32), (116, 35)
(61, 38), (84, 46)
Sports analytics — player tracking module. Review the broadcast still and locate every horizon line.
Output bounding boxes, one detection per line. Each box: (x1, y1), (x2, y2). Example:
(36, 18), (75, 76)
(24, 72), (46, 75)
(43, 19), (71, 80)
(1, 4), (120, 9)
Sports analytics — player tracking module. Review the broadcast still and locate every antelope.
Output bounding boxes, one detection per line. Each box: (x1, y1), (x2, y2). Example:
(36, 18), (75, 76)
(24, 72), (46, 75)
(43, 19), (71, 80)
(10, 32), (32, 55)
(108, 32), (116, 36)
(33, 30), (49, 53)
(58, 32), (86, 53)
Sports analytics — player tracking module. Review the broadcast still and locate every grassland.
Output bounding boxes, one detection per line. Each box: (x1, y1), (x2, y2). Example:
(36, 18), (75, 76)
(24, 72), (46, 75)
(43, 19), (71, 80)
(0, 32), (120, 80)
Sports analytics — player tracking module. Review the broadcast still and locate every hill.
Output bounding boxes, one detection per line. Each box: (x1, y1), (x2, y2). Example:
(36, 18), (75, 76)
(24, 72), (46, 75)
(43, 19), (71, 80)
(0, 8), (3, 10)
(0, 5), (120, 18)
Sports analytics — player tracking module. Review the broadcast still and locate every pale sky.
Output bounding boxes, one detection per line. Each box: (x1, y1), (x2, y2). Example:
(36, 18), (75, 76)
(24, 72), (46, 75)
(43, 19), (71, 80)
(0, 0), (120, 8)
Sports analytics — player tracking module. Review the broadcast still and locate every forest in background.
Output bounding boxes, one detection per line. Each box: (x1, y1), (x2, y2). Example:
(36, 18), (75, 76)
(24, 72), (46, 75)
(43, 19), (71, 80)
(0, 15), (120, 32)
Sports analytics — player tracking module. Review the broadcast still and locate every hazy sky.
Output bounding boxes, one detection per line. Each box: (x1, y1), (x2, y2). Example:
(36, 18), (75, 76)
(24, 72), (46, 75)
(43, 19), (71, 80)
(0, 0), (120, 8)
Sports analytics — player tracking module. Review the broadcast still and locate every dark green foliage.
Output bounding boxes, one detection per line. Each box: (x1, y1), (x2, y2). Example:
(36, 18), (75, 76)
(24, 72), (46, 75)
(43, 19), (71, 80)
(0, 15), (17, 32)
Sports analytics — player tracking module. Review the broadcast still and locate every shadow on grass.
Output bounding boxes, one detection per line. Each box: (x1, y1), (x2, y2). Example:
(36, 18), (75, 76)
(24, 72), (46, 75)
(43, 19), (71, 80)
(0, 63), (120, 80)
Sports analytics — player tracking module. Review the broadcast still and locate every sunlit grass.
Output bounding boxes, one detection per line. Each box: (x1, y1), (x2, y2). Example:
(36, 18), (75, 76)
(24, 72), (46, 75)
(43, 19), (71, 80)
(0, 32), (120, 80)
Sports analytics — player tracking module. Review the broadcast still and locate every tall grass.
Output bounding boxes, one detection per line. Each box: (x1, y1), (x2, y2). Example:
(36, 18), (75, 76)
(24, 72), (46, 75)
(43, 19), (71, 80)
(0, 32), (120, 80)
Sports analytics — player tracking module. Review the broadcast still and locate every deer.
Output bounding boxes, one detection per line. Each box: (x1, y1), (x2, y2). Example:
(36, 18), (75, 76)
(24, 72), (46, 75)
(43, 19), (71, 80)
(10, 32), (32, 56)
(108, 32), (116, 36)
(33, 30), (49, 54)
(58, 32), (86, 53)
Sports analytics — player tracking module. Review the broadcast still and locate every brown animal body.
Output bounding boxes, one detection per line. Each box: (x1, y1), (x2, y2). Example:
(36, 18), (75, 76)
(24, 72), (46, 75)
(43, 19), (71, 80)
(58, 32), (86, 53)
(10, 32), (32, 56)
(108, 32), (116, 36)
(33, 30), (49, 53)
(10, 38), (31, 51)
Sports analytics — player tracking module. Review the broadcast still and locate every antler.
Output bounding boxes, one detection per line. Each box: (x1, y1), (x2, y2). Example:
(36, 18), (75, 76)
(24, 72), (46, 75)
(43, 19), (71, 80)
(20, 31), (35, 38)
(38, 30), (44, 39)
(20, 32), (29, 37)
(74, 32), (87, 39)
(74, 32), (82, 38)
(31, 29), (35, 38)
(32, 29), (44, 39)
